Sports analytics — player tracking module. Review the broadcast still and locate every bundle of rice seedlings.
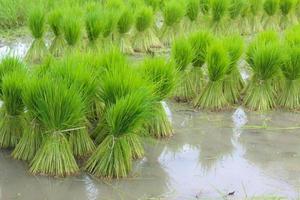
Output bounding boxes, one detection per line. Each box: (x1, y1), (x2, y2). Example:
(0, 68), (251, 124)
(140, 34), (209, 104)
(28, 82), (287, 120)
(228, 0), (246, 33)
(194, 42), (229, 110)
(210, 0), (229, 34)
(48, 9), (65, 56)
(285, 26), (300, 46)
(133, 6), (161, 52)
(183, 0), (199, 33)
(27, 78), (84, 176)
(0, 56), (26, 97)
(145, 0), (161, 12)
(188, 31), (214, 98)
(199, 0), (211, 15)
(140, 57), (177, 138)
(0, 71), (25, 148)
(279, 0), (296, 29)
(171, 37), (194, 102)
(117, 7), (135, 54)
(63, 14), (81, 53)
(263, 0), (280, 30)
(244, 40), (282, 111)
(85, 90), (153, 178)
(222, 35), (245, 104)
(25, 6), (47, 63)
(101, 9), (118, 50)
(85, 9), (102, 49)
(279, 45), (300, 109)
(160, 1), (185, 46)
(249, 0), (264, 32)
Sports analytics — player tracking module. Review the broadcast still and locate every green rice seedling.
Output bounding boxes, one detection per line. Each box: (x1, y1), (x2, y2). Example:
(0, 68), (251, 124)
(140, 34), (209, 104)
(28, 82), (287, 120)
(105, 0), (125, 10)
(101, 9), (119, 51)
(0, 56), (26, 97)
(0, 71), (25, 148)
(210, 0), (229, 34)
(145, 0), (161, 12)
(278, 46), (300, 109)
(222, 35), (245, 104)
(25, 6), (48, 64)
(63, 14), (81, 53)
(183, 0), (199, 33)
(285, 26), (300, 46)
(85, 90), (154, 178)
(244, 40), (282, 111)
(117, 7), (135, 54)
(171, 37), (194, 102)
(194, 42), (229, 110)
(263, 0), (280, 30)
(228, 0), (246, 33)
(140, 57), (177, 138)
(279, 0), (296, 29)
(248, 0), (264, 33)
(27, 78), (84, 176)
(133, 6), (161, 52)
(188, 31), (214, 98)
(48, 9), (65, 57)
(200, 0), (211, 15)
(85, 9), (102, 49)
(160, 0), (185, 46)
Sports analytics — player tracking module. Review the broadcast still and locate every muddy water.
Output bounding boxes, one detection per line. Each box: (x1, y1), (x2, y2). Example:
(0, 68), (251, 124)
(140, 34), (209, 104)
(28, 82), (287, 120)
(0, 101), (300, 200)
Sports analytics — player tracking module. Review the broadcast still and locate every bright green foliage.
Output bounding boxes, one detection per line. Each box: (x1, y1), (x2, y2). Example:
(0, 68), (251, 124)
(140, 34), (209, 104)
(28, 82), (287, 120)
(194, 42), (229, 110)
(48, 9), (63, 37)
(285, 26), (300, 46)
(199, 0), (210, 14)
(145, 0), (160, 11)
(105, 0), (125, 10)
(229, 0), (246, 19)
(0, 71), (25, 148)
(63, 16), (81, 46)
(85, 9), (102, 44)
(264, 0), (280, 16)
(223, 35), (244, 73)
(163, 1), (185, 27)
(249, 0), (264, 15)
(186, 0), (199, 21)
(28, 6), (45, 39)
(171, 37), (193, 71)
(135, 7), (153, 32)
(117, 7), (134, 34)
(280, 0), (296, 15)
(211, 0), (229, 22)
(102, 9), (118, 38)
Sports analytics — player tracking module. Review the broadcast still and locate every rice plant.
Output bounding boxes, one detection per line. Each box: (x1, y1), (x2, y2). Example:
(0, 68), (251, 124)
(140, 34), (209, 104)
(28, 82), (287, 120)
(85, 8), (102, 49)
(171, 37), (194, 102)
(184, 0), (200, 33)
(194, 42), (229, 110)
(285, 26), (300, 46)
(244, 39), (282, 111)
(133, 6), (161, 52)
(188, 31), (214, 98)
(101, 9), (118, 50)
(117, 7), (135, 54)
(222, 35), (244, 104)
(199, 0), (210, 15)
(0, 71), (25, 148)
(85, 90), (154, 178)
(140, 57), (177, 138)
(26, 77), (84, 176)
(263, 0), (280, 30)
(249, 0), (264, 32)
(278, 45), (300, 109)
(63, 14), (81, 52)
(48, 9), (65, 56)
(228, 0), (246, 33)
(25, 6), (48, 63)
(210, 0), (229, 34)
(160, 0), (185, 46)
(279, 0), (296, 29)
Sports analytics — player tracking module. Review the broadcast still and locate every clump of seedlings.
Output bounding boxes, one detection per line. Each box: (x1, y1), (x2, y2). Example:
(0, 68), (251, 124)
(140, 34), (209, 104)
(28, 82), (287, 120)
(133, 6), (161, 52)
(171, 37), (194, 102)
(117, 7), (135, 54)
(101, 9), (118, 50)
(0, 71), (25, 148)
(48, 9), (65, 56)
(263, 0), (280, 30)
(210, 0), (229, 34)
(279, 0), (296, 29)
(25, 6), (48, 63)
(199, 0), (211, 15)
(194, 42), (230, 110)
(160, 0), (185, 46)
(188, 31), (214, 98)
(63, 13), (82, 53)
(85, 90), (154, 178)
(184, 0), (200, 33)
(141, 57), (177, 138)
(85, 7), (102, 49)
(222, 35), (245, 104)
(244, 35), (282, 111)
(228, 0), (247, 33)
(279, 45), (300, 109)
(248, 0), (264, 33)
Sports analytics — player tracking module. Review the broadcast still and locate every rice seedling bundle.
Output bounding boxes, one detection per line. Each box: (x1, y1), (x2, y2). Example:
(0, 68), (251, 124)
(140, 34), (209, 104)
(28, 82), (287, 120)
(183, 0), (200, 33)
(25, 6), (48, 63)
(279, 45), (300, 109)
(222, 35), (245, 104)
(279, 0), (296, 29)
(0, 71), (25, 148)
(48, 9), (65, 56)
(199, 0), (211, 15)
(63, 14), (81, 52)
(171, 37), (194, 102)
(244, 37), (282, 111)
(285, 26), (300, 46)
(210, 0), (229, 34)
(85, 8), (102, 49)
(117, 7), (135, 54)
(26, 77), (85, 176)
(228, 0), (246, 33)
(145, 0), (161, 12)
(101, 9), (118, 50)
(263, 0), (280, 30)
(188, 31), (214, 98)
(161, 1), (185, 46)
(248, 0), (264, 32)
(85, 90), (154, 178)
(133, 6), (161, 52)
(140, 57), (177, 138)
(194, 42), (229, 110)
